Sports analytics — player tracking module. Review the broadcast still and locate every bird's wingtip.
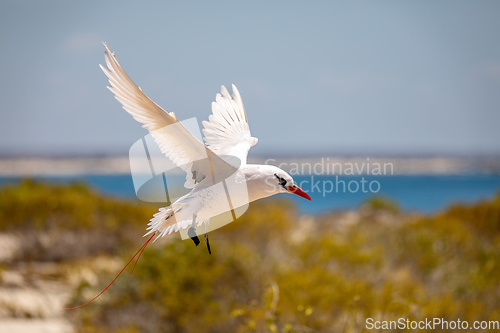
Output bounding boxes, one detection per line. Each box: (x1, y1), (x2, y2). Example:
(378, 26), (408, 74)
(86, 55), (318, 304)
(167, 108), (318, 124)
(102, 42), (112, 55)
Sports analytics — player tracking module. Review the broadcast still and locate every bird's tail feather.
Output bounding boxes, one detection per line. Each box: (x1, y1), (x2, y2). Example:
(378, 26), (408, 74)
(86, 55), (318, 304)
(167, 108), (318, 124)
(145, 204), (203, 241)
(65, 231), (157, 309)
(66, 205), (203, 309)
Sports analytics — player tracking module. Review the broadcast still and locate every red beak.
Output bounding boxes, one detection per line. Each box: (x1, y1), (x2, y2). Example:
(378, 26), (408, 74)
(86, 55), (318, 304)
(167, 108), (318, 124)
(286, 185), (312, 201)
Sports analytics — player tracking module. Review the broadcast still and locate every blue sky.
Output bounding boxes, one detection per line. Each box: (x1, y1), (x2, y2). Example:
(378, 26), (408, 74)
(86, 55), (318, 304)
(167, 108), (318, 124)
(1, 1), (499, 156)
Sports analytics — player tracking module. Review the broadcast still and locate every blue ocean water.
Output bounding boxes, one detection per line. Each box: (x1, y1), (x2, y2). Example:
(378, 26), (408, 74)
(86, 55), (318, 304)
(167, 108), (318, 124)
(1, 174), (499, 215)
(288, 174), (500, 214)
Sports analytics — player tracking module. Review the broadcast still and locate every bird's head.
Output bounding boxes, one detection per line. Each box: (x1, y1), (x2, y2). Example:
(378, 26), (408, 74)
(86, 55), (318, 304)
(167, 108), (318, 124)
(272, 170), (312, 201)
(244, 165), (312, 202)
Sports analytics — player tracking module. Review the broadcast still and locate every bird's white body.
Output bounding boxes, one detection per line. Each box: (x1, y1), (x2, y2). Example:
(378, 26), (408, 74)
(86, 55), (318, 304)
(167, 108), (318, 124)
(147, 164), (287, 238)
(100, 44), (311, 241)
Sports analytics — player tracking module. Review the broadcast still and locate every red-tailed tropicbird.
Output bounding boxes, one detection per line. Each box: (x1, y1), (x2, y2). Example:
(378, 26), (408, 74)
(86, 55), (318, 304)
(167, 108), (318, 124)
(66, 44), (311, 309)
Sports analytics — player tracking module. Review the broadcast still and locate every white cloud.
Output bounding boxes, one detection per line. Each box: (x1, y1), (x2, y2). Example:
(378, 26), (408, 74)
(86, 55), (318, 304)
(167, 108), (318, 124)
(62, 32), (101, 54)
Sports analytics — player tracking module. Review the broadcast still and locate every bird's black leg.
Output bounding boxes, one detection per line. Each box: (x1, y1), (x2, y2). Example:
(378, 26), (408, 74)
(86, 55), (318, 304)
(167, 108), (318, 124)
(204, 221), (211, 254)
(205, 232), (211, 254)
(188, 214), (200, 246)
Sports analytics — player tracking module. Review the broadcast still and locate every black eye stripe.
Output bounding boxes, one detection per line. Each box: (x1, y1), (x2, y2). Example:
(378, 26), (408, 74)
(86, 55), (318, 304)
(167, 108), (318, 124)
(274, 173), (287, 187)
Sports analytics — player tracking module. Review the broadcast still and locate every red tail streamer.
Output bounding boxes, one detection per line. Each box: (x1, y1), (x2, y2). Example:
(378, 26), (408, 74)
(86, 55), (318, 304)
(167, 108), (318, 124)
(66, 232), (156, 310)
(130, 234), (152, 275)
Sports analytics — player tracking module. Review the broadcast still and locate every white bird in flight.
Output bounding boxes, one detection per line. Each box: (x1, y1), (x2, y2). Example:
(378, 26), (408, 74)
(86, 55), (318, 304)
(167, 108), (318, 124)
(66, 44), (311, 309)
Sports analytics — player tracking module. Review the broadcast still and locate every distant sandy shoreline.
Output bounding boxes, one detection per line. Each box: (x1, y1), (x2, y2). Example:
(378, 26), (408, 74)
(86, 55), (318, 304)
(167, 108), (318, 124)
(1, 156), (499, 176)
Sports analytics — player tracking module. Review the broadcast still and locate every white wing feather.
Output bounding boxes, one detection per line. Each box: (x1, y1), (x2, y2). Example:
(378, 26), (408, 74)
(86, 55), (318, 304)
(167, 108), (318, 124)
(202, 85), (258, 166)
(100, 43), (235, 188)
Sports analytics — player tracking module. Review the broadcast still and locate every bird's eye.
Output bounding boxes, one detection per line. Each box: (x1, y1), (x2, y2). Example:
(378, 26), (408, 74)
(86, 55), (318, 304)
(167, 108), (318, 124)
(274, 173), (287, 187)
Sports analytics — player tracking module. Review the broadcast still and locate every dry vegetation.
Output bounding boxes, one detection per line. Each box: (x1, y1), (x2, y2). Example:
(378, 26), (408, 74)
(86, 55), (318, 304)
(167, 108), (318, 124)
(0, 180), (499, 332)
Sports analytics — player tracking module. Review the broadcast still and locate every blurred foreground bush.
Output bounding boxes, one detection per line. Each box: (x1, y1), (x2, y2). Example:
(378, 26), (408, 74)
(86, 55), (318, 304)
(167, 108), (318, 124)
(0, 179), (157, 261)
(1, 181), (499, 332)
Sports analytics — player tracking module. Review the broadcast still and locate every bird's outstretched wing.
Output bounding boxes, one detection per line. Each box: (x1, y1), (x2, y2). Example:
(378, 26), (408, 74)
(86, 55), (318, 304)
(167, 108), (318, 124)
(202, 85), (258, 166)
(100, 43), (235, 188)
